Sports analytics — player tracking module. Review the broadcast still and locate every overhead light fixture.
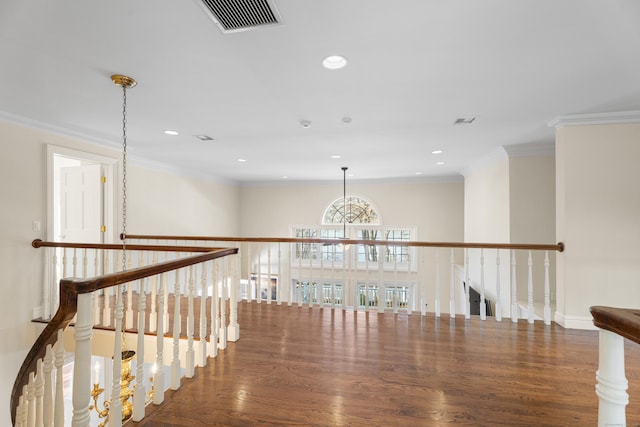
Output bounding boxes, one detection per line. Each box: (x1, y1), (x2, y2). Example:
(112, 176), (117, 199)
(237, 158), (247, 163)
(300, 120), (312, 128)
(164, 130), (179, 136)
(322, 55), (347, 70)
(195, 134), (214, 141)
(437, 162), (445, 165)
(415, 172), (423, 175)
(331, 155), (341, 159)
(431, 150), (443, 154)
(341, 116), (352, 124)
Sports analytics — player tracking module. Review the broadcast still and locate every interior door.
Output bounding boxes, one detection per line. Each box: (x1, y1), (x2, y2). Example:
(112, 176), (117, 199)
(60, 164), (103, 243)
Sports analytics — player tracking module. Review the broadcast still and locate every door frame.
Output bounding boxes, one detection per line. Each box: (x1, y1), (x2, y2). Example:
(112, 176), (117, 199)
(46, 145), (120, 244)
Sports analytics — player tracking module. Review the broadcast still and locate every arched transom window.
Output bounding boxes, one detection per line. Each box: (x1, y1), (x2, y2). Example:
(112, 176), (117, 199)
(322, 196), (380, 225)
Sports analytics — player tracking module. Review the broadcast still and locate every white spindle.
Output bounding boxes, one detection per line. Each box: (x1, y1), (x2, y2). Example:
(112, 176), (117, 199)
(544, 251), (551, 325)
(102, 251), (112, 327)
(186, 266), (195, 378)
(125, 259), (136, 329)
(209, 260), (219, 359)
(257, 243), (262, 305)
(449, 249), (455, 318)
(17, 394), (26, 427)
(308, 244), (314, 309)
(43, 345), (53, 427)
(218, 258), (228, 350)
(480, 248), (486, 320)
(133, 278), (147, 421)
(495, 251), (502, 321)
(377, 244), (384, 314)
(197, 262), (208, 367)
(163, 252), (170, 332)
(464, 248), (470, 319)
(62, 249), (68, 279)
(35, 359), (44, 427)
(170, 269), (182, 390)
(434, 249), (440, 317)
(228, 254), (240, 342)
(527, 250), (534, 324)
(596, 329), (628, 426)
(109, 286), (124, 427)
(43, 248), (53, 320)
(26, 372), (35, 427)
(297, 247), (303, 307)
(267, 244), (272, 305)
(511, 250), (518, 323)
(153, 273), (166, 405)
(71, 292), (93, 427)
(82, 248), (88, 277)
(149, 252), (158, 332)
(54, 330), (64, 427)
(72, 248), (77, 278)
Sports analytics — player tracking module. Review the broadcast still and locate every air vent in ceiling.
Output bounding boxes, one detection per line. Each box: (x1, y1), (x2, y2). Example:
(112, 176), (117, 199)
(197, 0), (282, 33)
(453, 117), (476, 125)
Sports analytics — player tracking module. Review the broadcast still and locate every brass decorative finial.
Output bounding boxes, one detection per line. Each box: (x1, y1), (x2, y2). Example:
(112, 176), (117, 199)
(111, 75), (137, 88)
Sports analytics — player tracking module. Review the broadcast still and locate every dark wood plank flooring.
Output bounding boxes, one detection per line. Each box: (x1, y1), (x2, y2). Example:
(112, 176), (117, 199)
(132, 302), (640, 426)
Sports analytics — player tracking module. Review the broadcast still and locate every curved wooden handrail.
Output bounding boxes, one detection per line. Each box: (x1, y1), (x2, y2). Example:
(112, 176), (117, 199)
(122, 233), (565, 252)
(11, 247), (238, 425)
(32, 239), (227, 253)
(591, 306), (640, 346)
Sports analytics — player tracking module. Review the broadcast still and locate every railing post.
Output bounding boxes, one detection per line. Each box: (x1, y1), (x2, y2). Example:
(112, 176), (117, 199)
(71, 292), (93, 427)
(110, 286), (124, 427)
(209, 260), (219, 358)
(198, 262), (208, 367)
(35, 359), (44, 427)
(544, 251), (551, 325)
(480, 248), (486, 320)
(595, 329), (628, 427)
(511, 250), (518, 323)
(43, 345), (54, 427)
(449, 249), (455, 318)
(154, 273), (166, 405)
(434, 249), (440, 318)
(171, 270), (182, 390)
(133, 278), (147, 421)
(495, 250), (502, 321)
(218, 258), (228, 350)
(186, 266), (196, 378)
(54, 330), (64, 427)
(527, 251), (534, 324)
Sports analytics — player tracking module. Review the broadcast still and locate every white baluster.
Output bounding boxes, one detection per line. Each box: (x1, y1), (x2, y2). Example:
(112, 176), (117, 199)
(209, 260), (219, 358)
(71, 292), (93, 427)
(433, 249), (440, 318)
(267, 244), (272, 305)
(544, 251), (551, 325)
(26, 372), (35, 427)
(495, 250), (502, 321)
(480, 249), (486, 320)
(257, 243), (262, 305)
(61, 249), (68, 279)
(102, 251), (112, 327)
(198, 262), (208, 367)
(596, 329), (628, 427)
(43, 248), (52, 320)
(297, 247), (303, 308)
(72, 248), (77, 278)
(527, 250), (534, 324)
(82, 248), (88, 278)
(126, 278), (135, 330)
(17, 393), (26, 427)
(464, 248), (470, 319)
(170, 269), (182, 390)
(133, 278), (147, 422)
(277, 243), (283, 304)
(219, 258), (228, 350)
(153, 273), (166, 405)
(511, 250), (518, 323)
(149, 252), (158, 332)
(377, 244), (384, 314)
(110, 286), (124, 427)
(449, 249), (455, 318)
(43, 345), (53, 427)
(35, 359), (44, 427)
(186, 266), (195, 378)
(228, 254), (240, 342)
(163, 253), (169, 332)
(54, 330), (64, 427)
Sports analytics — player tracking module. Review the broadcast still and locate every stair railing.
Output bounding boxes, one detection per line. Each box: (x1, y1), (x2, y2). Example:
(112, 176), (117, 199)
(12, 242), (238, 426)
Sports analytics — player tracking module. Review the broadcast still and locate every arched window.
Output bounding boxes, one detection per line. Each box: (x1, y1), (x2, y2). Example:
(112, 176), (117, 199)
(322, 196), (380, 225)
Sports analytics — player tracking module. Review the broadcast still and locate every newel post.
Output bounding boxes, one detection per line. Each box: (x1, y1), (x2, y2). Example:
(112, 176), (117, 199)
(595, 329), (628, 427)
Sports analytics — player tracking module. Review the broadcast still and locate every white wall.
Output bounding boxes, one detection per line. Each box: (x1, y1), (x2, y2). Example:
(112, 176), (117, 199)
(0, 120), (240, 425)
(555, 123), (640, 328)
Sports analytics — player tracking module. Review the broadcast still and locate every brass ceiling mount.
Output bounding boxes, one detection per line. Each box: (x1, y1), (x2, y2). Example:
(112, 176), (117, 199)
(111, 74), (137, 89)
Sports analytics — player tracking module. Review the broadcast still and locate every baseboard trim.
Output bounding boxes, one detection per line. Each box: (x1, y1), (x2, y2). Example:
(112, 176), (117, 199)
(554, 312), (598, 330)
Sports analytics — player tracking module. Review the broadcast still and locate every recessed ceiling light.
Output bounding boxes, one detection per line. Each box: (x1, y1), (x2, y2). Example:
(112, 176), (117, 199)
(300, 119), (312, 128)
(237, 158), (247, 163)
(437, 162), (445, 165)
(331, 155), (342, 159)
(164, 130), (179, 135)
(322, 55), (348, 70)
(195, 134), (214, 141)
(282, 176), (289, 179)
(431, 150), (443, 154)
(415, 172), (423, 175)
(342, 116), (352, 124)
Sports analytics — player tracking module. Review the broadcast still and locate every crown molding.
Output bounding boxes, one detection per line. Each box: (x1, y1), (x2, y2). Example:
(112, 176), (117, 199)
(502, 141), (555, 158)
(548, 111), (640, 128)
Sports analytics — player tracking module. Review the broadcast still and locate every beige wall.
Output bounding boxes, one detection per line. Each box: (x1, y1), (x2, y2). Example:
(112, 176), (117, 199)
(555, 123), (640, 328)
(239, 180), (464, 240)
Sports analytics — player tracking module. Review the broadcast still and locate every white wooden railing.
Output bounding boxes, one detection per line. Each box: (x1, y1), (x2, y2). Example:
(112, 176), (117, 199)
(121, 235), (564, 324)
(591, 306), (640, 427)
(12, 243), (238, 427)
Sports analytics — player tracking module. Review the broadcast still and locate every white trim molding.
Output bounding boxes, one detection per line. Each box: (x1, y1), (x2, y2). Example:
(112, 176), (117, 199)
(554, 311), (599, 330)
(503, 141), (555, 158)
(548, 111), (640, 128)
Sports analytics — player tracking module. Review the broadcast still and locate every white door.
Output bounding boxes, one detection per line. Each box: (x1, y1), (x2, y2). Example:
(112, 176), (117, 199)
(60, 164), (103, 243)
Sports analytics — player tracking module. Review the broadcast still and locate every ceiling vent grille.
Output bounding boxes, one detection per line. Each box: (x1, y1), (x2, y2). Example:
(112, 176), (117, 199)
(198, 0), (282, 33)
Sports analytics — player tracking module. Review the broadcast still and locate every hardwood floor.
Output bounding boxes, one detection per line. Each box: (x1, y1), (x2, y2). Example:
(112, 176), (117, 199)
(133, 302), (640, 426)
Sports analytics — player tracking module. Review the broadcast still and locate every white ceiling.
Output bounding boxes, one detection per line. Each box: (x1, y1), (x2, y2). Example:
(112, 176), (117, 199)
(1, 0), (640, 183)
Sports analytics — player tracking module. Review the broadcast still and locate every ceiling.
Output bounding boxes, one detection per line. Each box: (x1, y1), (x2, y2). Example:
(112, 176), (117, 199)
(1, 0), (640, 184)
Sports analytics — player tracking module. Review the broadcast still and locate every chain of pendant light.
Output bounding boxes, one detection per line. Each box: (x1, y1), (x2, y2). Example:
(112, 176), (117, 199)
(112, 74), (136, 272)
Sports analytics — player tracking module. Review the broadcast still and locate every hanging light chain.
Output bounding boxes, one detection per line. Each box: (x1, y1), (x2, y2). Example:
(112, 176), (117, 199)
(121, 84), (129, 271)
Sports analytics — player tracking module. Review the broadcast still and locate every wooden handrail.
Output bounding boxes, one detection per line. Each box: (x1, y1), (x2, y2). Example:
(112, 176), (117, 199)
(11, 247), (238, 425)
(32, 238), (227, 253)
(590, 306), (640, 346)
(122, 233), (565, 252)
